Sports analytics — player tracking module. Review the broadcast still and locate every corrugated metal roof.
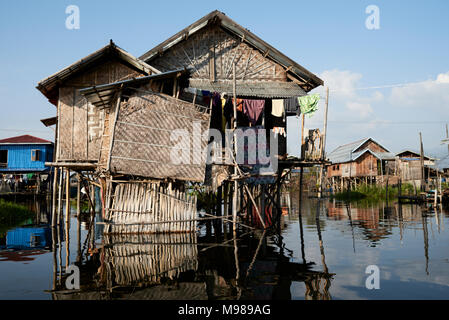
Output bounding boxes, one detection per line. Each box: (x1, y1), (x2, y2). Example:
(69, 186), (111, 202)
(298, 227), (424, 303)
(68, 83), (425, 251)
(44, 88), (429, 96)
(327, 139), (367, 163)
(371, 151), (396, 160)
(139, 10), (323, 92)
(327, 138), (394, 163)
(188, 79), (307, 98)
(0, 135), (53, 145)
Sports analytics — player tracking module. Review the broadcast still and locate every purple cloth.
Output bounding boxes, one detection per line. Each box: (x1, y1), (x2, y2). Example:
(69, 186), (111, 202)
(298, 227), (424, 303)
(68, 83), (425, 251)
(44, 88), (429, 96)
(242, 99), (265, 126)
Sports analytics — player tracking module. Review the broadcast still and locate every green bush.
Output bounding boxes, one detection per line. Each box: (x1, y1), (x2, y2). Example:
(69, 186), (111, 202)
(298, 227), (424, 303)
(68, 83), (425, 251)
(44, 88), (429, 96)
(0, 199), (34, 234)
(331, 183), (415, 202)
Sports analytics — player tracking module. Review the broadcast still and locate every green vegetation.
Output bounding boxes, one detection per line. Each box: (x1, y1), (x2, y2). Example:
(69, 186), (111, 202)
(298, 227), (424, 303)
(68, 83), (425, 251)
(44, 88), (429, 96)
(331, 183), (415, 202)
(0, 199), (34, 234)
(69, 198), (90, 212)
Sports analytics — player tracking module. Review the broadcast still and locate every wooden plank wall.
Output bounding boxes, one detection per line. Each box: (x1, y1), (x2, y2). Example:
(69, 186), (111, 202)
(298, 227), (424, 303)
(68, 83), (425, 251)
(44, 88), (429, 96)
(56, 59), (144, 162)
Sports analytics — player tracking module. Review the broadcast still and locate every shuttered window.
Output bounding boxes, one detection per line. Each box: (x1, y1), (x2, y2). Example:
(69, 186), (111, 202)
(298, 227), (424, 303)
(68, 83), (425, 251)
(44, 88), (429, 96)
(0, 150), (7, 167)
(31, 149), (40, 161)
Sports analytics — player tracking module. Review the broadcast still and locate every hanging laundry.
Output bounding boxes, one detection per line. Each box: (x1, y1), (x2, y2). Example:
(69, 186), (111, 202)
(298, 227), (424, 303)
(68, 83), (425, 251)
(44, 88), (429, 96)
(284, 97), (301, 115)
(232, 98), (244, 112)
(272, 127), (286, 138)
(271, 99), (284, 117)
(298, 94), (320, 118)
(210, 92), (222, 131)
(223, 98), (234, 123)
(242, 99), (265, 126)
(202, 90), (211, 106)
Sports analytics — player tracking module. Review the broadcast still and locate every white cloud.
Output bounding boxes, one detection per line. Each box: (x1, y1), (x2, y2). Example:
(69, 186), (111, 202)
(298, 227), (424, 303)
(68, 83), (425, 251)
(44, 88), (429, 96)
(389, 71), (449, 111)
(312, 69), (382, 122)
(346, 101), (373, 118)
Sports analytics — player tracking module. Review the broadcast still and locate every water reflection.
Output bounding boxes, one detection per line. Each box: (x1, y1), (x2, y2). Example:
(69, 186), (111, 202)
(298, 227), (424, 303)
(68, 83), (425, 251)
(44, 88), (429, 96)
(1, 193), (449, 300)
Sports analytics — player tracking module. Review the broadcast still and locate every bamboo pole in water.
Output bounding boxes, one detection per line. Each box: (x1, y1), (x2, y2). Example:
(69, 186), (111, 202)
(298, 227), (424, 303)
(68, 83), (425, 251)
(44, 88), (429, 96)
(76, 173), (81, 217)
(57, 168), (63, 226)
(52, 167), (58, 227)
(232, 62), (238, 232)
(65, 168), (70, 224)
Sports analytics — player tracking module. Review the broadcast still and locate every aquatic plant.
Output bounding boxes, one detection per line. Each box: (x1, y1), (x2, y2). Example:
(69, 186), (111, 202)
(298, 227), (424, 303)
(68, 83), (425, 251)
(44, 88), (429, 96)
(331, 183), (415, 202)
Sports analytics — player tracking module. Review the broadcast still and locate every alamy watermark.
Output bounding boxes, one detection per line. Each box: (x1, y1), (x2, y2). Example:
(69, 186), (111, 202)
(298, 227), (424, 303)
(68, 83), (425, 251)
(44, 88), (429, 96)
(65, 264), (80, 290)
(365, 265), (380, 289)
(365, 5), (380, 30)
(65, 5), (80, 30)
(170, 123), (279, 174)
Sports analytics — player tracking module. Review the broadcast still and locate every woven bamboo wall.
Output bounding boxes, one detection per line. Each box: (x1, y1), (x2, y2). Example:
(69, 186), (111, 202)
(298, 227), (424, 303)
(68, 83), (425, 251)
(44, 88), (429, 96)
(56, 60), (144, 162)
(109, 90), (211, 182)
(151, 24), (287, 82)
(103, 233), (198, 287)
(104, 182), (198, 234)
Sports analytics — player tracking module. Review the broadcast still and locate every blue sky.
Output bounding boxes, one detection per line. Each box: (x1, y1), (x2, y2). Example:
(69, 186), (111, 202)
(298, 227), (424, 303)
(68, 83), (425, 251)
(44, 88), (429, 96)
(1, 0), (449, 157)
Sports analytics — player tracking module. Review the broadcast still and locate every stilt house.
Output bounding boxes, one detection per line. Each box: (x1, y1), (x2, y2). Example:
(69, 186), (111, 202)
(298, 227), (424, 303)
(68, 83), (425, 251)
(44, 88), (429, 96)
(37, 11), (325, 233)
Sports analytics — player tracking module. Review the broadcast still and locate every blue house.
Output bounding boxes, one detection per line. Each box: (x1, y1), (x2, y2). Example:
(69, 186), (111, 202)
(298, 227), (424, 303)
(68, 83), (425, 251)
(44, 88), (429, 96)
(0, 135), (54, 173)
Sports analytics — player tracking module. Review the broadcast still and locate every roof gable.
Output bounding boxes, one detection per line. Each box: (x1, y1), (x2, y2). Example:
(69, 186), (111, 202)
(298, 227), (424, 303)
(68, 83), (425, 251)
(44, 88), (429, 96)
(36, 41), (159, 105)
(0, 135), (53, 144)
(327, 138), (391, 164)
(139, 10), (323, 92)
(396, 150), (434, 160)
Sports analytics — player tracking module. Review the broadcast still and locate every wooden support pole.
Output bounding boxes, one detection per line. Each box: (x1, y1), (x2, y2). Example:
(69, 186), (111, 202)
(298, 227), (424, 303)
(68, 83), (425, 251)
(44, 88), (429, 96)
(318, 87), (329, 198)
(51, 167), (58, 227)
(232, 62), (238, 232)
(76, 173), (81, 216)
(65, 168), (70, 224)
(57, 168), (63, 225)
(301, 113), (305, 159)
(419, 132), (425, 191)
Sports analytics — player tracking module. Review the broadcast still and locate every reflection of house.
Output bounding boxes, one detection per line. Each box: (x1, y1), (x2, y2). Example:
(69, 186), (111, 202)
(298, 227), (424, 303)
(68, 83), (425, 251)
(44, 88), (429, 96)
(0, 225), (52, 262)
(326, 203), (393, 244)
(326, 138), (395, 189)
(5, 225), (52, 249)
(100, 233), (198, 287)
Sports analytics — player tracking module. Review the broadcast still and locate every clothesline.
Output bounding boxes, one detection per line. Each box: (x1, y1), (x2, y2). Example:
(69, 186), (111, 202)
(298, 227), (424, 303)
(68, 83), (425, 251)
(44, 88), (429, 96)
(315, 78), (449, 97)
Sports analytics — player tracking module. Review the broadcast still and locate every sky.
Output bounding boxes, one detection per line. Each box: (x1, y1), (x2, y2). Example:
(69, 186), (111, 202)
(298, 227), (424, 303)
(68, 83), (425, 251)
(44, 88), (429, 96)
(0, 0), (448, 158)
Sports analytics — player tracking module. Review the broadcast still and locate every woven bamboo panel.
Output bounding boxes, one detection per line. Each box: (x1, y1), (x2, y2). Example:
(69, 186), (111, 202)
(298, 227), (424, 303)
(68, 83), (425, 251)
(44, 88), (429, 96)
(109, 90), (211, 182)
(57, 87), (74, 160)
(66, 59), (143, 87)
(56, 59), (145, 162)
(103, 233), (198, 286)
(98, 108), (111, 168)
(72, 90), (88, 160)
(105, 182), (198, 234)
(151, 24), (287, 82)
(87, 103), (104, 161)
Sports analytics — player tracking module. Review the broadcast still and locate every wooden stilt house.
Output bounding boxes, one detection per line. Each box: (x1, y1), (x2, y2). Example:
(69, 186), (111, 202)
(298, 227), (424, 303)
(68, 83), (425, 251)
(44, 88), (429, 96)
(37, 11), (325, 233)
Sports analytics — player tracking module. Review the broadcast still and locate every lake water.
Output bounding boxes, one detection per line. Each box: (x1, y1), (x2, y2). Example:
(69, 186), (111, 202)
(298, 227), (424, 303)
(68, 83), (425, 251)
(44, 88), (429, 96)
(1, 192), (449, 300)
